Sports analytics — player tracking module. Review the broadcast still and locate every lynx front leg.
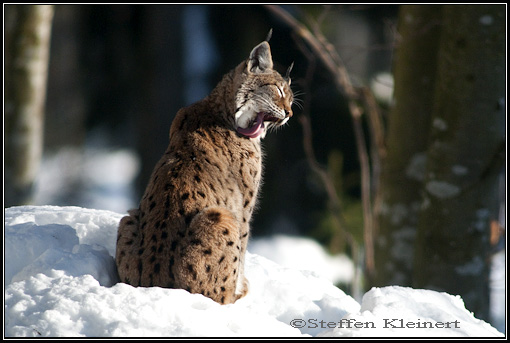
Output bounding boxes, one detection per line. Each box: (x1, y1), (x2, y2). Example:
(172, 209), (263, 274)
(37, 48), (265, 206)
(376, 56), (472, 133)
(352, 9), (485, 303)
(173, 207), (247, 304)
(235, 222), (250, 300)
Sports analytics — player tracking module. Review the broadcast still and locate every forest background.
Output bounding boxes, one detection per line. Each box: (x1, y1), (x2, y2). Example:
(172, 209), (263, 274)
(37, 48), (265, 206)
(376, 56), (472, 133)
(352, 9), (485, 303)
(4, 4), (506, 327)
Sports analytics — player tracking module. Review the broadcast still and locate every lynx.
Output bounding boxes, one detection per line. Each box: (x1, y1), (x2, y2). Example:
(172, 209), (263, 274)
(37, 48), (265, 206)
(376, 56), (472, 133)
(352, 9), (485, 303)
(115, 32), (294, 304)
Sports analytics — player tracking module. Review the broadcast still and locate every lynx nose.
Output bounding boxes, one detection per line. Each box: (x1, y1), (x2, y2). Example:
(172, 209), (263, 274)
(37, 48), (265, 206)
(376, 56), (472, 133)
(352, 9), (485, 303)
(285, 109), (292, 118)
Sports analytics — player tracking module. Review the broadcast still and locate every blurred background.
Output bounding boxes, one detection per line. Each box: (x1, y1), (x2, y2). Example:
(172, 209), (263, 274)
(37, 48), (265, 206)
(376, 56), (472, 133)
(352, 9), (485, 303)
(4, 4), (505, 333)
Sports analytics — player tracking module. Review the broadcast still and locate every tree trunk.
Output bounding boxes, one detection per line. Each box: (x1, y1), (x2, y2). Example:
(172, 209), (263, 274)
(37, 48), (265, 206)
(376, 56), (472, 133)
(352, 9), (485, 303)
(371, 5), (443, 287)
(5, 5), (54, 207)
(413, 5), (505, 321)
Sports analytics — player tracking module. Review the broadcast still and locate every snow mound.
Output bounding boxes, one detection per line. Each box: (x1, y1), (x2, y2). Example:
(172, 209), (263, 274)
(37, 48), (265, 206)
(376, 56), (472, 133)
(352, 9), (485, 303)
(249, 234), (354, 284)
(4, 206), (503, 337)
(319, 286), (501, 337)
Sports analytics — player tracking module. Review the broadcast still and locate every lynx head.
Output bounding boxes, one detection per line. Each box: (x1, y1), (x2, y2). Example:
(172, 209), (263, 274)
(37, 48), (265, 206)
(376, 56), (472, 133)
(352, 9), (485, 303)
(234, 37), (294, 139)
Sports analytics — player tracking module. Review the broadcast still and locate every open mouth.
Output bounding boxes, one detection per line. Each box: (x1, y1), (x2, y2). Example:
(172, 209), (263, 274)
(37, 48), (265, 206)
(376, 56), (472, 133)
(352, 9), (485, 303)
(236, 112), (280, 138)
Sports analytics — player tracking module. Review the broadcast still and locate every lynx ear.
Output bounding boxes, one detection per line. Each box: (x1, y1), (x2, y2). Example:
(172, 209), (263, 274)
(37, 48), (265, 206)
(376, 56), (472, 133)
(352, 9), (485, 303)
(248, 41), (273, 74)
(284, 62), (294, 85)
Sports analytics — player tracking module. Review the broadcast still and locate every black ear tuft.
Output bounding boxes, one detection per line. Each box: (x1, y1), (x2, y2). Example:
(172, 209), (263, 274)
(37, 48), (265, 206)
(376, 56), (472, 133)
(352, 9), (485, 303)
(265, 28), (273, 42)
(285, 62), (294, 84)
(247, 41), (273, 74)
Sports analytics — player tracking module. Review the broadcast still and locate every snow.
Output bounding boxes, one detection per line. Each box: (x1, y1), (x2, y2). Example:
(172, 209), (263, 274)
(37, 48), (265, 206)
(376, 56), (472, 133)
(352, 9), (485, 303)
(33, 141), (140, 214)
(479, 15), (494, 25)
(4, 206), (504, 337)
(432, 117), (448, 131)
(405, 153), (427, 181)
(370, 71), (394, 105)
(425, 180), (461, 199)
(490, 250), (506, 333)
(249, 234), (354, 285)
(452, 164), (469, 176)
(319, 286), (501, 337)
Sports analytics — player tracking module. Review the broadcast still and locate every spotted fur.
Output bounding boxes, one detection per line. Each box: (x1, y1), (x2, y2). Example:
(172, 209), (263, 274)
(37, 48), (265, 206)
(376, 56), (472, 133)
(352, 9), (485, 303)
(115, 37), (293, 304)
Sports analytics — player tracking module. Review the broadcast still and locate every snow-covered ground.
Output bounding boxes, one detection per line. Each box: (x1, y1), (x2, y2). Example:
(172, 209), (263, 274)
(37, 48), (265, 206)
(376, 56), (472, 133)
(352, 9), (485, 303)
(4, 205), (504, 337)
(249, 234), (355, 285)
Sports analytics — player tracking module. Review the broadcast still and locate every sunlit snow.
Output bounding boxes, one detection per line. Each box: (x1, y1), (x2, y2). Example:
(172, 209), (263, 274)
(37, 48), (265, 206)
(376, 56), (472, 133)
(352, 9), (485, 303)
(4, 206), (503, 337)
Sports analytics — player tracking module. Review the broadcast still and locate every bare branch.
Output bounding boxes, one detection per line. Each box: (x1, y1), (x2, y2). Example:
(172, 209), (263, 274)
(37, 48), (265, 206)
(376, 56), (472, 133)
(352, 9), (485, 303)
(265, 5), (357, 99)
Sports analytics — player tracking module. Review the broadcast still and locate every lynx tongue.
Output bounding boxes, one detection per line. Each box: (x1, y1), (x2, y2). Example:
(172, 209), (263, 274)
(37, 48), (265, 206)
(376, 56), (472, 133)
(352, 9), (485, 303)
(237, 112), (265, 138)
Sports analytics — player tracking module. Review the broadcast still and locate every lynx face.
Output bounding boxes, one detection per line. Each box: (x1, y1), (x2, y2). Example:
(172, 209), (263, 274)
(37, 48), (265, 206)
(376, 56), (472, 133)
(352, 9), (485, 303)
(234, 42), (294, 139)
